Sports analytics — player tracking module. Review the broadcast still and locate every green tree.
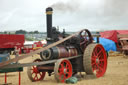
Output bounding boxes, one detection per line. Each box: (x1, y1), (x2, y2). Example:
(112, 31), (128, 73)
(4, 31), (7, 34)
(15, 30), (27, 34)
(34, 30), (39, 34)
(29, 31), (33, 34)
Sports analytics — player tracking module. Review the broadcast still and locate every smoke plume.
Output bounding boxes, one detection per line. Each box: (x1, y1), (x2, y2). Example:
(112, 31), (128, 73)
(103, 0), (128, 16)
(51, 0), (128, 31)
(51, 0), (80, 12)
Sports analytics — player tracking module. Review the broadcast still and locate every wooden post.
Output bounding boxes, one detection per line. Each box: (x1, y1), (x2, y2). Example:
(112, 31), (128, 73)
(19, 72), (21, 85)
(5, 73), (7, 84)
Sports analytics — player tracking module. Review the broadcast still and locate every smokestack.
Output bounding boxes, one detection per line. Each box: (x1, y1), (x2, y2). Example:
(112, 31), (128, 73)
(46, 7), (53, 38)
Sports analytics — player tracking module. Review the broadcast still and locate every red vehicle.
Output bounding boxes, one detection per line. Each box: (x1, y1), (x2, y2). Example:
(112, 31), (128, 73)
(23, 40), (46, 53)
(0, 34), (25, 54)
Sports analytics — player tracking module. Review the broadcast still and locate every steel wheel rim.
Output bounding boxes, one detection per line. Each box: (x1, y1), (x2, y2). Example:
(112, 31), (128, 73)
(29, 59), (46, 81)
(57, 60), (72, 82)
(91, 44), (107, 77)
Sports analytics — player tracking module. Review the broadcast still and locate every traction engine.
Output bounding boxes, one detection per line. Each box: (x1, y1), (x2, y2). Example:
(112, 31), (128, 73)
(27, 7), (107, 82)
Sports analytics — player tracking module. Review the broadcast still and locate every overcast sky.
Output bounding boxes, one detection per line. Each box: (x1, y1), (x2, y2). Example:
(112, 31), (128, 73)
(0, 0), (128, 32)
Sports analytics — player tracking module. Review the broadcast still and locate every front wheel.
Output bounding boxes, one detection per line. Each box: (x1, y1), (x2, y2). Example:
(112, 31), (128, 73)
(54, 59), (72, 83)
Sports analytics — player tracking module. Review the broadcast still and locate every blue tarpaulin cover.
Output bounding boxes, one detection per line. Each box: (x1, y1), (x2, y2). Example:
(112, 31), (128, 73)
(93, 37), (116, 52)
(0, 53), (10, 63)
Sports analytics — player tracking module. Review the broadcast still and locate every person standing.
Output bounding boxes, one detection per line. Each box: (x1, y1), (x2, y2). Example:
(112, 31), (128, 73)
(14, 46), (20, 63)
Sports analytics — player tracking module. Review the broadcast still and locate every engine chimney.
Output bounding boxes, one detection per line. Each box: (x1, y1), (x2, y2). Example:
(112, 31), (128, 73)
(46, 7), (53, 39)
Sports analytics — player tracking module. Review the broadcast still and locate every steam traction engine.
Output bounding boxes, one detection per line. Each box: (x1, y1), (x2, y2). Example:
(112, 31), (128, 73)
(27, 7), (107, 82)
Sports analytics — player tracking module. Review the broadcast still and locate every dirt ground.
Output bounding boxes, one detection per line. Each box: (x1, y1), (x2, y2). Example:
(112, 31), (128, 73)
(0, 53), (128, 85)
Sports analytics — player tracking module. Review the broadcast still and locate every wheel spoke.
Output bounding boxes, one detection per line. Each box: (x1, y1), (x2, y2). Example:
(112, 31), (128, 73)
(91, 57), (96, 61)
(59, 75), (64, 82)
(66, 71), (69, 74)
(98, 52), (104, 58)
(66, 63), (69, 68)
(96, 64), (99, 70)
(81, 40), (86, 45)
(66, 65), (70, 70)
(91, 62), (96, 66)
(39, 73), (42, 77)
(61, 74), (67, 83)
(95, 47), (99, 55)
(92, 62), (97, 71)
(99, 62), (104, 68)
(36, 75), (39, 80)
(93, 49), (97, 56)
(97, 50), (102, 58)
(34, 74), (37, 80)
(59, 71), (64, 75)
(33, 66), (36, 69)
(63, 74), (66, 79)
(60, 63), (64, 70)
(99, 66), (104, 73)
(96, 64), (104, 72)
(59, 68), (62, 72)
(62, 74), (65, 79)
(99, 59), (104, 62)
(59, 68), (64, 72)
(32, 72), (35, 76)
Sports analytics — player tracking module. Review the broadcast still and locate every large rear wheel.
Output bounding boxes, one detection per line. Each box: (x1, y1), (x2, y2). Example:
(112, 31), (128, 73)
(83, 43), (107, 78)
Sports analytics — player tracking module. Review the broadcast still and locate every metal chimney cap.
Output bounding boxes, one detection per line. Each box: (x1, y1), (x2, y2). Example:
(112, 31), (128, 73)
(46, 7), (53, 12)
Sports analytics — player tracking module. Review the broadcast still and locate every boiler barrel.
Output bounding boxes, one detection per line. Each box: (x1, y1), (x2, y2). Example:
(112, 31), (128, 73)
(40, 46), (78, 60)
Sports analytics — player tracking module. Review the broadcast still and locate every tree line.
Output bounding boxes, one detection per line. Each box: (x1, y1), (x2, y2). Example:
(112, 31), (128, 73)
(15, 30), (39, 34)
(1, 30), (40, 34)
